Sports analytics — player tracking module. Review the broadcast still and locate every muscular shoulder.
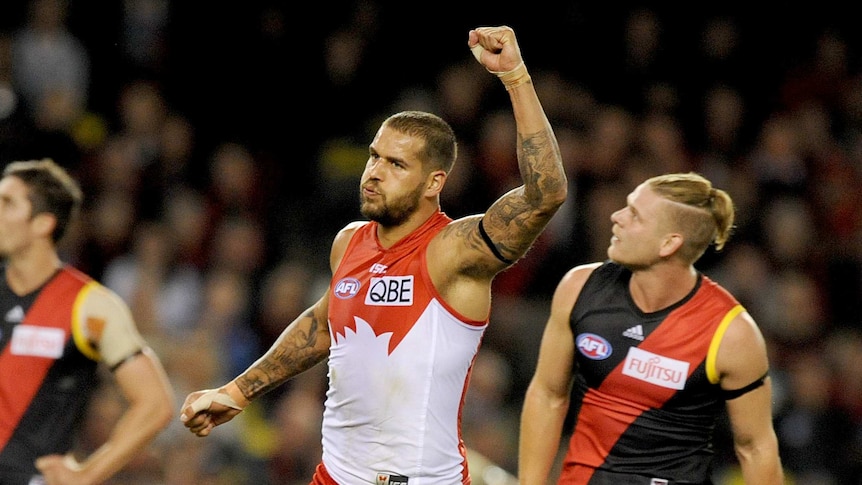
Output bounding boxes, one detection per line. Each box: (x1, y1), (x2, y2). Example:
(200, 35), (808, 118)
(715, 310), (770, 390)
(330, 221), (369, 270)
(551, 262), (602, 313)
(337, 220), (368, 237)
(76, 282), (146, 368)
(560, 262), (603, 287)
(79, 282), (131, 317)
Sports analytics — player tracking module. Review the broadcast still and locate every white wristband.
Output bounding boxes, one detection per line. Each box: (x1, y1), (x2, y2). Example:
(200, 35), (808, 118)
(190, 389), (244, 414)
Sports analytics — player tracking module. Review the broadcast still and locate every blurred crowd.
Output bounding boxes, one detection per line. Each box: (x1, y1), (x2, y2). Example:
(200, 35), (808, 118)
(1, 1), (861, 484)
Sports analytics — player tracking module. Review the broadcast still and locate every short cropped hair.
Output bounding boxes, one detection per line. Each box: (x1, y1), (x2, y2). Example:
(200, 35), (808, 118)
(3, 158), (83, 242)
(382, 111), (457, 173)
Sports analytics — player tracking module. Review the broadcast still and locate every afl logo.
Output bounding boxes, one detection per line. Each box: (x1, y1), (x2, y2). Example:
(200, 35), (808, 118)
(334, 278), (361, 299)
(577, 333), (612, 360)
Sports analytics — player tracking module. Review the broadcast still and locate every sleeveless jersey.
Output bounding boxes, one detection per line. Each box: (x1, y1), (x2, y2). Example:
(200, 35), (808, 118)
(323, 212), (487, 485)
(559, 261), (743, 485)
(0, 266), (102, 481)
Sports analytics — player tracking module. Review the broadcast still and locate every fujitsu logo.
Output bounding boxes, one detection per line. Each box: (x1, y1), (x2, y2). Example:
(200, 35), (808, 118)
(622, 347), (689, 390)
(10, 325), (65, 358)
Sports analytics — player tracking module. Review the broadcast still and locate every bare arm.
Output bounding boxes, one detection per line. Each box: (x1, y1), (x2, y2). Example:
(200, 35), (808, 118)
(39, 350), (174, 485)
(231, 222), (363, 402)
(180, 295), (331, 437)
(235, 294), (332, 397)
(519, 263), (598, 484)
(36, 287), (174, 485)
(181, 222), (363, 436)
(464, 26), (567, 268)
(718, 312), (785, 484)
(428, 27), (568, 320)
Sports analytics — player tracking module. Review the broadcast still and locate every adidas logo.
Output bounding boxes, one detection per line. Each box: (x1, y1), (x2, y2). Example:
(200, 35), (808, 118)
(5, 305), (24, 323)
(623, 324), (644, 341)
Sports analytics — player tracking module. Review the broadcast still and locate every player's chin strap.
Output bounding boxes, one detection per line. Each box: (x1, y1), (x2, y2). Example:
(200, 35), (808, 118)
(722, 371), (769, 400)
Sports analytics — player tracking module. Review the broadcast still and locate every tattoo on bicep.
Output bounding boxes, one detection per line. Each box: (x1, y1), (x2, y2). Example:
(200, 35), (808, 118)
(237, 308), (324, 400)
(450, 219), (516, 269)
(452, 220), (486, 255)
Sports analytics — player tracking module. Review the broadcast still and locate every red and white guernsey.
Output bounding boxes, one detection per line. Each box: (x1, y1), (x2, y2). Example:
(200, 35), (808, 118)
(323, 211), (487, 485)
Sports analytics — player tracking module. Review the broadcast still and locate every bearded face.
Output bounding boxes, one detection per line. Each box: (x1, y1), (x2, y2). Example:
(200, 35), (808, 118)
(359, 177), (425, 227)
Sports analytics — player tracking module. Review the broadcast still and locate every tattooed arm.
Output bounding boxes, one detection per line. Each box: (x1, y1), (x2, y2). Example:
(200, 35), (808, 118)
(464, 26), (566, 266)
(180, 222), (363, 437)
(234, 295), (331, 399)
(180, 296), (331, 436)
(428, 27), (567, 321)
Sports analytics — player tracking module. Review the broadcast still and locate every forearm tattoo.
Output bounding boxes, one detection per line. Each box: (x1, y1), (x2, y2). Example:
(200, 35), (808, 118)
(518, 129), (565, 205)
(236, 308), (326, 401)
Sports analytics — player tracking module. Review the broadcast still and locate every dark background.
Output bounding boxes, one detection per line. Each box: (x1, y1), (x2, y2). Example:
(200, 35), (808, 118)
(4, 1), (861, 174)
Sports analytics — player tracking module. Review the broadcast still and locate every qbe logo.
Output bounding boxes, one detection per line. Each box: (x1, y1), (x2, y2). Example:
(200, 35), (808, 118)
(334, 278), (361, 299)
(365, 276), (413, 306)
(576, 333), (612, 360)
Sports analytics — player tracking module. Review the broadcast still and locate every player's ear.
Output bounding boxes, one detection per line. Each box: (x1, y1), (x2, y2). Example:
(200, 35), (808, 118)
(425, 170), (446, 197)
(659, 233), (683, 258)
(31, 212), (57, 239)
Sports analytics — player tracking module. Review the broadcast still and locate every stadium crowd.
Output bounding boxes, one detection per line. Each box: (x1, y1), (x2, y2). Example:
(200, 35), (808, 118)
(1, 1), (861, 483)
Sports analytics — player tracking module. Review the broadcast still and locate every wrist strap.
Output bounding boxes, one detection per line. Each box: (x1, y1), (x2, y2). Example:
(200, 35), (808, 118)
(491, 62), (531, 90)
(472, 44), (531, 91)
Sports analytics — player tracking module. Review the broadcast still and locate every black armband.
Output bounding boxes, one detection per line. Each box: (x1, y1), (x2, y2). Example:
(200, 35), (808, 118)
(722, 371), (768, 400)
(109, 348), (145, 372)
(478, 217), (514, 264)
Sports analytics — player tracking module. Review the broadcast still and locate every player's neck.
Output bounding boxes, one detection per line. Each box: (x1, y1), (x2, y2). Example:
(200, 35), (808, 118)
(376, 204), (438, 249)
(5, 244), (62, 296)
(628, 264), (697, 313)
